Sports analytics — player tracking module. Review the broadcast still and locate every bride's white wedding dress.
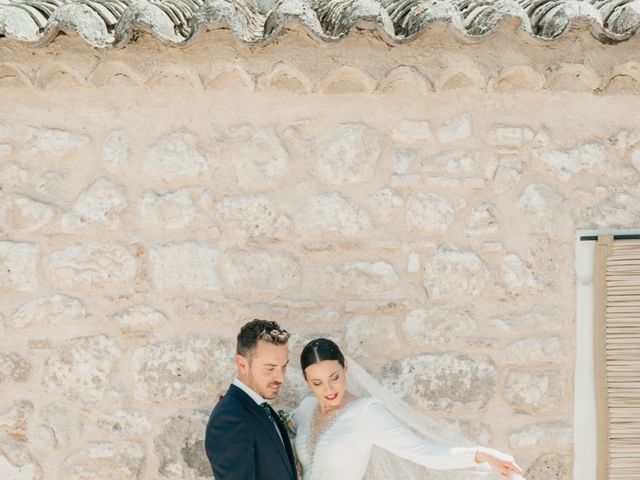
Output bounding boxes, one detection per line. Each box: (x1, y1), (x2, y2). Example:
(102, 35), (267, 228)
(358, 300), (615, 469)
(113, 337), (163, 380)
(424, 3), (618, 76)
(291, 395), (481, 480)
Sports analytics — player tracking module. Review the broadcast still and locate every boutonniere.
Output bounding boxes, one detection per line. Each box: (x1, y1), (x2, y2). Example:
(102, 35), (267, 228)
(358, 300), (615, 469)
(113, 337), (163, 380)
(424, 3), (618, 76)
(277, 409), (296, 436)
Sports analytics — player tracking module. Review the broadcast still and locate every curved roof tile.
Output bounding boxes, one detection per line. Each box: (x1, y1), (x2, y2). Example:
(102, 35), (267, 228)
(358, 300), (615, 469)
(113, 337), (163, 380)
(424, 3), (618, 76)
(0, 0), (639, 47)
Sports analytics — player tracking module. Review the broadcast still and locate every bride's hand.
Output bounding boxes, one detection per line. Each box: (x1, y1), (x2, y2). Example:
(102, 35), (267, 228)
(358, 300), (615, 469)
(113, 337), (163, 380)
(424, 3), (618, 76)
(474, 447), (524, 478)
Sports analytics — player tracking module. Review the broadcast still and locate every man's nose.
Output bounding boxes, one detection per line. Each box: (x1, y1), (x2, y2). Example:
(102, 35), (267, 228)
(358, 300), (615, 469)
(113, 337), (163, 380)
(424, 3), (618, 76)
(273, 368), (285, 383)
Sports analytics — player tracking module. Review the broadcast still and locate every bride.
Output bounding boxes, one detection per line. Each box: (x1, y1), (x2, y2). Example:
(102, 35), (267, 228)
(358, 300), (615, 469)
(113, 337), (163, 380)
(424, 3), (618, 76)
(291, 338), (524, 480)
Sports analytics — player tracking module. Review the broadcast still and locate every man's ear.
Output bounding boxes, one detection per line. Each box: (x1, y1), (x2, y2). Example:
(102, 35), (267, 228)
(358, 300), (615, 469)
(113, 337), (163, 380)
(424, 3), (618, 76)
(236, 354), (249, 373)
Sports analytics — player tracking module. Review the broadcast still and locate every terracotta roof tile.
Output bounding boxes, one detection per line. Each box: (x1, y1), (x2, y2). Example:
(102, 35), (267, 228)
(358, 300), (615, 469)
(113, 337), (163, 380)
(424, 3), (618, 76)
(0, 0), (639, 47)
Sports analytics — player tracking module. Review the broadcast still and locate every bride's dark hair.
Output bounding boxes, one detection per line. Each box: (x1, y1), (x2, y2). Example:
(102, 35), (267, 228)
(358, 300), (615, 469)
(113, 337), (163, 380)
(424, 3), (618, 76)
(300, 338), (345, 378)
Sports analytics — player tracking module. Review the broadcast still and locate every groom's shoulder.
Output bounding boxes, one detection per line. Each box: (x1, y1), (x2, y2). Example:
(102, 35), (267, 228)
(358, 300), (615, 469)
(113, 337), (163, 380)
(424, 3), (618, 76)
(212, 384), (253, 416)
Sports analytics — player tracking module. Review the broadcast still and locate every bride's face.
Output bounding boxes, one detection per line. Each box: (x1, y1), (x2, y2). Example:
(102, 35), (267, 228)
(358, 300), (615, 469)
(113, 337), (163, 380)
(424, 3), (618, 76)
(304, 360), (348, 410)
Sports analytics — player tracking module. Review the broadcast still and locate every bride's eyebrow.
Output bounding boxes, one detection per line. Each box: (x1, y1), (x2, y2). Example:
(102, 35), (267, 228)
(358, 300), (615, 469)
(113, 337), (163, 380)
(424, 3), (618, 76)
(311, 370), (340, 381)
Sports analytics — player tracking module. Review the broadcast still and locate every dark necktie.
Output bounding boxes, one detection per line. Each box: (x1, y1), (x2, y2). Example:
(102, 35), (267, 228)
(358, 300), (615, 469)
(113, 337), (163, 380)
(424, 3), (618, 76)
(261, 402), (284, 444)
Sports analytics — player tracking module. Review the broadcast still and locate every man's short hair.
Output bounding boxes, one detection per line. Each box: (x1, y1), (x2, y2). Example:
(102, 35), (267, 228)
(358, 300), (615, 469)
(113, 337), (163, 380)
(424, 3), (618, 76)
(237, 319), (290, 357)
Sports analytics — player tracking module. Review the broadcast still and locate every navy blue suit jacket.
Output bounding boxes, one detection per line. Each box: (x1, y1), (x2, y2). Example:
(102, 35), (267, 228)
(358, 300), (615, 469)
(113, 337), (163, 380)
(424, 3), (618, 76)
(205, 384), (297, 480)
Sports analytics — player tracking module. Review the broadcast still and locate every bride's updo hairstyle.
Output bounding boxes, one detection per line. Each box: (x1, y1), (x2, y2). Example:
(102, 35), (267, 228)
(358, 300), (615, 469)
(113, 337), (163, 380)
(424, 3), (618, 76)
(300, 338), (345, 379)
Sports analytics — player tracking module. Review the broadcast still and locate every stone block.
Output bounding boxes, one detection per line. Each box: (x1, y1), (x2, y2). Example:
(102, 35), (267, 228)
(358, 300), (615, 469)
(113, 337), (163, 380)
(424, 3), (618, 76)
(0, 353), (30, 383)
(59, 442), (144, 480)
(421, 149), (485, 176)
(144, 132), (212, 181)
(167, 297), (239, 325)
(494, 156), (522, 192)
(532, 142), (608, 182)
(140, 188), (213, 229)
(509, 422), (572, 448)
(26, 128), (90, 156)
(133, 336), (234, 402)
(464, 203), (498, 237)
(391, 121), (433, 143)
(231, 128), (289, 189)
(96, 410), (152, 438)
(216, 194), (289, 237)
(631, 145), (640, 172)
(43, 335), (121, 404)
(154, 410), (210, 479)
(406, 193), (455, 233)
(516, 183), (573, 237)
(487, 305), (565, 333)
(402, 305), (476, 345)
(489, 126), (535, 146)
(295, 193), (372, 235)
(0, 144), (11, 156)
(223, 249), (301, 297)
(102, 130), (128, 171)
(424, 246), (490, 297)
(383, 353), (497, 411)
(505, 336), (566, 364)
(61, 178), (128, 232)
(407, 252), (420, 273)
(10, 294), (86, 329)
(0, 400), (32, 443)
(47, 242), (136, 289)
(391, 148), (416, 174)
(368, 188), (403, 224)
(319, 261), (399, 297)
(436, 114), (472, 143)
(345, 316), (399, 358)
(503, 369), (565, 410)
(313, 123), (382, 185)
(498, 254), (544, 296)
(149, 242), (219, 292)
(0, 242), (39, 292)
(0, 440), (41, 480)
(582, 192), (640, 228)
(32, 404), (82, 449)
(108, 304), (169, 331)
(0, 194), (55, 232)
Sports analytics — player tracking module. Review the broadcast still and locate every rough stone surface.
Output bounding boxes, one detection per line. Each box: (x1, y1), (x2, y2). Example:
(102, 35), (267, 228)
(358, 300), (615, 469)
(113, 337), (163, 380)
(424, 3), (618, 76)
(424, 246), (490, 297)
(32, 404), (82, 449)
(383, 353), (497, 411)
(154, 410), (210, 479)
(504, 336), (566, 364)
(464, 203), (498, 237)
(0, 352), (30, 383)
(43, 335), (121, 404)
(525, 453), (571, 480)
(509, 422), (572, 448)
(345, 315), (398, 358)
(140, 189), (214, 229)
(217, 194), (289, 237)
(493, 155), (523, 191)
(96, 410), (152, 438)
(0, 400), (32, 443)
(504, 369), (565, 410)
(406, 193), (455, 233)
(632, 145), (640, 172)
(516, 183), (573, 237)
(313, 124), (382, 185)
(231, 129), (289, 189)
(489, 126), (535, 146)
(102, 130), (128, 171)
(422, 149), (482, 176)
(0, 440), (41, 480)
(144, 132), (212, 181)
(26, 128), (89, 156)
(533, 142), (609, 181)
(223, 249), (300, 296)
(0, 194), (55, 232)
(391, 149), (416, 174)
(61, 178), (128, 232)
(499, 254), (543, 296)
(133, 336), (234, 402)
(149, 242), (219, 291)
(582, 192), (640, 228)
(368, 188), (403, 223)
(319, 261), (399, 297)
(10, 294), (86, 329)
(436, 114), (472, 143)
(402, 305), (476, 345)
(0, 242), (40, 292)
(391, 120), (433, 143)
(295, 193), (372, 235)
(108, 304), (169, 331)
(487, 305), (565, 333)
(59, 442), (144, 480)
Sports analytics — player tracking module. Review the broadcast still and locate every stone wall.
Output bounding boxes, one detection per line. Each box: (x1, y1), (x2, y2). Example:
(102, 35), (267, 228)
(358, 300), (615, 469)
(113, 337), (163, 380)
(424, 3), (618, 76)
(1, 26), (640, 480)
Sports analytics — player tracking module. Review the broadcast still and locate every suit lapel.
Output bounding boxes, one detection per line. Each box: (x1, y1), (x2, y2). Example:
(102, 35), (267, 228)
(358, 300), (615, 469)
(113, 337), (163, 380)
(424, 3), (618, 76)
(228, 385), (295, 479)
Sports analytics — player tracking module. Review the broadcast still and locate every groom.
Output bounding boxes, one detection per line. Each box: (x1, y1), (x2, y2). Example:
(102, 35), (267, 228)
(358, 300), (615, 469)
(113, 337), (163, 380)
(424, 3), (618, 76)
(205, 319), (297, 480)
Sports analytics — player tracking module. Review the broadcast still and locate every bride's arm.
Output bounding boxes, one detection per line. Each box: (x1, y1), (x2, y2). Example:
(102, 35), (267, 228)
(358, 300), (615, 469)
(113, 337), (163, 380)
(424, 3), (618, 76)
(364, 400), (521, 475)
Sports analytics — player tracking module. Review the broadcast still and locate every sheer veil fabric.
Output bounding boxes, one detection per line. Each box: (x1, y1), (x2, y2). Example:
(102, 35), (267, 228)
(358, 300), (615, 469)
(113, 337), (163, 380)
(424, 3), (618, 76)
(344, 357), (494, 480)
